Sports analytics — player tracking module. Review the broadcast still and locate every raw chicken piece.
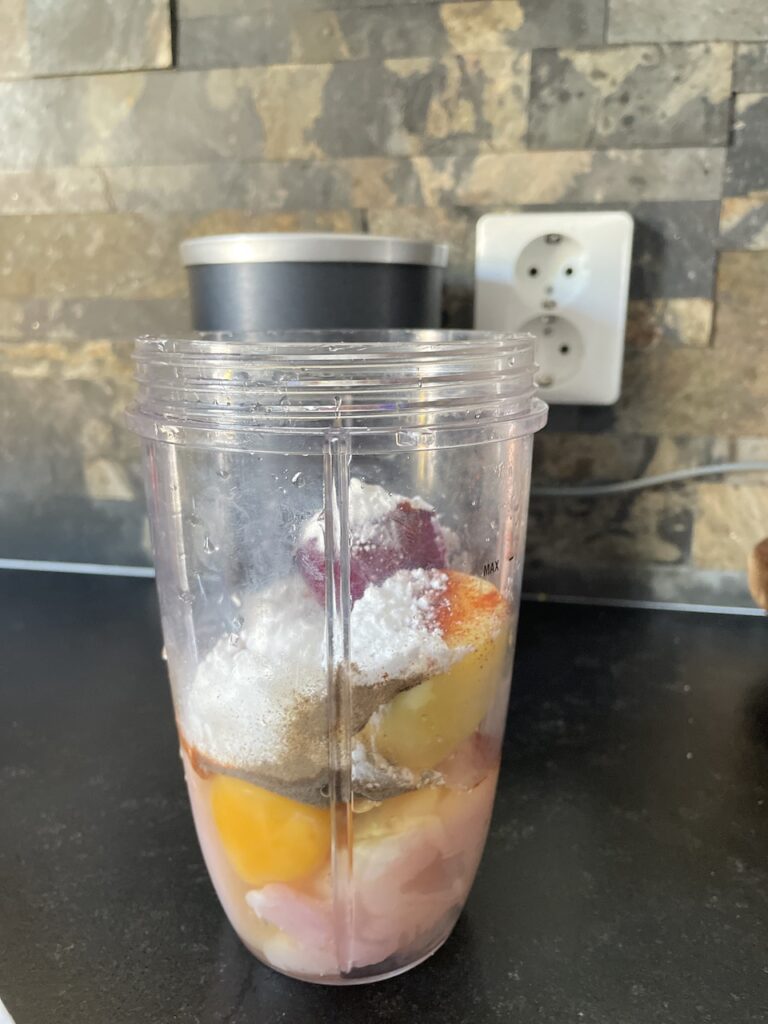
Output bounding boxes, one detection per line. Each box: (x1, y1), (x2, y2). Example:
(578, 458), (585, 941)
(245, 767), (498, 972)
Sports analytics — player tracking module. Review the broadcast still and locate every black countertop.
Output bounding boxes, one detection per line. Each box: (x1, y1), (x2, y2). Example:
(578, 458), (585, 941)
(1, 571), (767, 1023)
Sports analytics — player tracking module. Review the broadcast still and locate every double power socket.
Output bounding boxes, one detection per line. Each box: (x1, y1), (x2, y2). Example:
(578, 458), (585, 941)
(474, 211), (634, 405)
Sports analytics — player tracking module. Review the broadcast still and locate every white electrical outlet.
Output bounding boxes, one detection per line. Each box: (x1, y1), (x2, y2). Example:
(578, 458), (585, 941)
(475, 211), (634, 405)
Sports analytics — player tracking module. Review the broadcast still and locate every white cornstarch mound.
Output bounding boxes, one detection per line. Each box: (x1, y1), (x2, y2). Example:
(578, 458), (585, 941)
(179, 569), (461, 803)
(349, 569), (462, 684)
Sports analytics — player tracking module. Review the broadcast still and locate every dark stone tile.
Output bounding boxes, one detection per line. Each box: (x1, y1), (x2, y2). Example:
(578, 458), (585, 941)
(528, 44), (731, 149)
(629, 201), (720, 300)
(734, 44), (768, 92)
(77, 71), (266, 167)
(26, 0), (171, 75)
(310, 53), (528, 158)
(608, 0), (768, 43)
(526, 486), (694, 569)
(545, 404), (617, 433)
(177, 11), (293, 69)
(442, 283), (473, 329)
(725, 94), (768, 197)
(327, 4), (448, 61)
(534, 433), (714, 483)
(533, 431), (653, 483)
(180, 0), (605, 68)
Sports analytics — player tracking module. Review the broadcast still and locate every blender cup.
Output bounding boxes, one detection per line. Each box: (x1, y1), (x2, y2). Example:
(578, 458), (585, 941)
(127, 330), (547, 985)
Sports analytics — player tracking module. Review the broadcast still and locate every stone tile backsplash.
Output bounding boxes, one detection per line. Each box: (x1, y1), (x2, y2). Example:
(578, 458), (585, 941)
(4, 0), (171, 78)
(0, 0), (766, 602)
(528, 44), (732, 150)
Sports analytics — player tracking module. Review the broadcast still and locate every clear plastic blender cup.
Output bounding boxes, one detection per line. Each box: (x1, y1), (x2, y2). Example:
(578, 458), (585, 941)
(127, 330), (547, 985)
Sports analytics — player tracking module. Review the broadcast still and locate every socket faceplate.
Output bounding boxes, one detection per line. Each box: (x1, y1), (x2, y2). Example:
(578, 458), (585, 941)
(475, 211), (634, 405)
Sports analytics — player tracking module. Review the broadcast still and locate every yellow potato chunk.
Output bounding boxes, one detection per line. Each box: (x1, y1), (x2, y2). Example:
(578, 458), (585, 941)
(211, 775), (330, 887)
(365, 572), (509, 772)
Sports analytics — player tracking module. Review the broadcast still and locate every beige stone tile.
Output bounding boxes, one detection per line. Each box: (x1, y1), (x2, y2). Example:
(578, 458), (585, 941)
(692, 483), (768, 571)
(626, 299), (713, 349)
(713, 251), (768, 344)
(642, 437), (714, 476)
(84, 457), (137, 501)
(0, 209), (363, 303)
(0, 169), (110, 215)
(26, 0), (171, 76)
(182, 209), (362, 237)
(252, 64), (331, 161)
(616, 347), (768, 438)
(0, 213), (184, 300)
(440, 1), (524, 49)
(0, 0), (30, 77)
(736, 438), (768, 463)
(0, 299), (24, 339)
(366, 206), (476, 280)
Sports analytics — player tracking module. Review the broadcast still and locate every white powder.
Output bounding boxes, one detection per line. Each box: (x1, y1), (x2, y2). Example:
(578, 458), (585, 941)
(180, 568), (460, 782)
(349, 569), (461, 684)
(180, 576), (327, 772)
(301, 477), (433, 549)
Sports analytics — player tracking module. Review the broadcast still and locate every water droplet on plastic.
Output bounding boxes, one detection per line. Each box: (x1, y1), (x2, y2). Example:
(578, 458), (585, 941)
(188, 513), (202, 527)
(227, 632), (241, 649)
(216, 466), (230, 479)
(291, 471), (305, 487)
(160, 645), (168, 661)
(179, 589), (194, 605)
(203, 536), (217, 554)
(232, 615), (244, 630)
